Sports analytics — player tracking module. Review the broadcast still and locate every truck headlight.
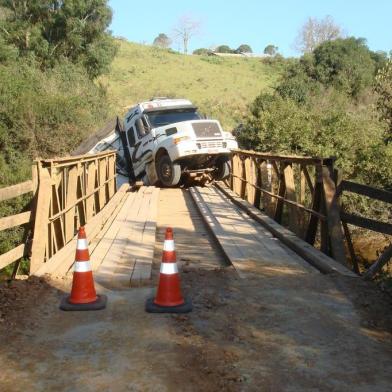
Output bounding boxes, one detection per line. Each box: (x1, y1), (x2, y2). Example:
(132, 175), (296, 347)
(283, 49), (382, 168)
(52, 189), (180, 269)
(173, 136), (190, 145)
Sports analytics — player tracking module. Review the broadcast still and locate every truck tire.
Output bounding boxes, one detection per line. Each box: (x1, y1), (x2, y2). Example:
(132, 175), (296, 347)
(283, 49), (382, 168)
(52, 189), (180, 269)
(213, 157), (231, 181)
(156, 154), (181, 187)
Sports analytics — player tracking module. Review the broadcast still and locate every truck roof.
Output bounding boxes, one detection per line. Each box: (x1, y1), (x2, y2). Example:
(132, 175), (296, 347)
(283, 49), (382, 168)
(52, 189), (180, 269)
(124, 98), (194, 123)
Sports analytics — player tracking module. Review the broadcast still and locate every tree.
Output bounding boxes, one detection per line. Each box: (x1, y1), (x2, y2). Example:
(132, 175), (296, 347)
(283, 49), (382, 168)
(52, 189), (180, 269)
(236, 44), (252, 53)
(0, 0), (117, 78)
(216, 45), (232, 53)
(153, 33), (171, 48)
(172, 15), (200, 54)
(294, 15), (344, 53)
(264, 45), (278, 56)
(193, 48), (210, 55)
(375, 59), (392, 143)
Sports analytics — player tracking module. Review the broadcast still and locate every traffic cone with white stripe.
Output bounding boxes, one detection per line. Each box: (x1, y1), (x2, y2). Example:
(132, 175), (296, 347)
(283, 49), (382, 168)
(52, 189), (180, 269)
(146, 227), (192, 313)
(60, 226), (107, 311)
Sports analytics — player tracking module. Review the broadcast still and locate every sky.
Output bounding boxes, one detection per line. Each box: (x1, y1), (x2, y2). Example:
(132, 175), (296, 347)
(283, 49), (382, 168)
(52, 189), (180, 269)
(108, 0), (392, 57)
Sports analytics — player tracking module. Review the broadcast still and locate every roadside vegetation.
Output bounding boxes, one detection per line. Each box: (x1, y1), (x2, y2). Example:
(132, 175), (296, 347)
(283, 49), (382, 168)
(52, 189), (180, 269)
(0, 0), (116, 275)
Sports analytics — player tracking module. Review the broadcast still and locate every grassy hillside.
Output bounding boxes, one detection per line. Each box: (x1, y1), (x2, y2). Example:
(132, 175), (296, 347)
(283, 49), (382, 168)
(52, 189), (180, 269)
(102, 40), (282, 129)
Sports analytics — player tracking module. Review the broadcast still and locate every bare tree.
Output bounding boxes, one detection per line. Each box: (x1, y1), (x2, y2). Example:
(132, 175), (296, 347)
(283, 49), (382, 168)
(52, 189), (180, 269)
(294, 15), (344, 53)
(172, 15), (201, 54)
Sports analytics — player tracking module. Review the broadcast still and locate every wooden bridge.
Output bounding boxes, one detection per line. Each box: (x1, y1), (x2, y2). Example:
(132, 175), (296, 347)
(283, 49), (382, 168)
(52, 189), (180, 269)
(1, 149), (390, 281)
(0, 149), (391, 391)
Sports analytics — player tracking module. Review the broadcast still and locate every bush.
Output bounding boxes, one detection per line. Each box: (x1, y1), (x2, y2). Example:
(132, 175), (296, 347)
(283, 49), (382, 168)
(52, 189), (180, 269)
(0, 59), (110, 187)
(193, 48), (211, 56)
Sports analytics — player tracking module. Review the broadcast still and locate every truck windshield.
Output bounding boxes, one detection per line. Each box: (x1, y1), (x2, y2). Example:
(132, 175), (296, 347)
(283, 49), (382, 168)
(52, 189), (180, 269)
(146, 109), (201, 127)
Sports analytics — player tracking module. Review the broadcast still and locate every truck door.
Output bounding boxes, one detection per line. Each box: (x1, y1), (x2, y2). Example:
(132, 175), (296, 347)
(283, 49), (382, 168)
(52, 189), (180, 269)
(127, 117), (153, 175)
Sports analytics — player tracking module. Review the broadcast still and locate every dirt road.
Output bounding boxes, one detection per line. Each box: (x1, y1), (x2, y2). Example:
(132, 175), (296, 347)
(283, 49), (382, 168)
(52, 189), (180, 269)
(0, 189), (391, 391)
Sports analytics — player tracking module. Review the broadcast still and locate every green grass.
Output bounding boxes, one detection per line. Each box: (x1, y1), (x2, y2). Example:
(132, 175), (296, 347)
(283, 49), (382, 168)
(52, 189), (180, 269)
(102, 40), (282, 129)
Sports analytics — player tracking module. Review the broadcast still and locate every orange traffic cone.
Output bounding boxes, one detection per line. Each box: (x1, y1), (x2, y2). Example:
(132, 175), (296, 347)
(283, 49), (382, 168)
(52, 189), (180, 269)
(60, 226), (107, 311)
(146, 227), (192, 313)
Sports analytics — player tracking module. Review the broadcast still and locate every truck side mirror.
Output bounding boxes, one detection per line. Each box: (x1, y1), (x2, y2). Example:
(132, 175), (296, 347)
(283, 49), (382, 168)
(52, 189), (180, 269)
(135, 118), (146, 137)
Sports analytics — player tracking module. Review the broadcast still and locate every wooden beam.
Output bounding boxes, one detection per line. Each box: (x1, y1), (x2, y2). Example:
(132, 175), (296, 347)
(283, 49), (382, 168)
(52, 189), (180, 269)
(322, 166), (347, 266)
(65, 165), (78, 242)
(86, 161), (96, 221)
(341, 180), (392, 203)
(244, 157), (257, 205)
(363, 244), (392, 280)
(0, 244), (26, 270)
(30, 168), (52, 274)
(274, 163), (286, 223)
(340, 212), (392, 235)
(0, 180), (33, 202)
(305, 166), (323, 245)
(283, 164), (300, 235)
(0, 211), (31, 232)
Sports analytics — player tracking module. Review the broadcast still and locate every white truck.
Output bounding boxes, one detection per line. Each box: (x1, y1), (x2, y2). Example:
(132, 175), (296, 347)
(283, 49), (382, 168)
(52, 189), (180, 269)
(118, 98), (238, 186)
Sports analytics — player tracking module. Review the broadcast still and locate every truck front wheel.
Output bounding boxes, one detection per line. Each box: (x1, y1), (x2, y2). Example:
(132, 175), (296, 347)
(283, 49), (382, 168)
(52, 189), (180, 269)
(213, 157), (231, 181)
(156, 154), (181, 187)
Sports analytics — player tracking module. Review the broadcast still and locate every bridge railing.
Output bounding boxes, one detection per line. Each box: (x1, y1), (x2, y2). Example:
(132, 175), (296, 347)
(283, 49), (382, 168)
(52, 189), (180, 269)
(228, 149), (348, 268)
(228, 149), (392, 276)
(0, 151), (117, 276)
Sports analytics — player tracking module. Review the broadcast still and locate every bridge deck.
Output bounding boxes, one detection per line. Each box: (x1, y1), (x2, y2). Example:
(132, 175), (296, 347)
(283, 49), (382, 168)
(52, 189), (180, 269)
(1, 186), (391, 391)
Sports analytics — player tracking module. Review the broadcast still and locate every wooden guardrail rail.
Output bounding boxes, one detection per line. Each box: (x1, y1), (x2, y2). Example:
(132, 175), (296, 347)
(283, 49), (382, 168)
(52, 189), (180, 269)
(338, 180), (392, 278)
(228, 149), (391, 277)
(0, 151), (117, 276)
(0, 181), (35, 276)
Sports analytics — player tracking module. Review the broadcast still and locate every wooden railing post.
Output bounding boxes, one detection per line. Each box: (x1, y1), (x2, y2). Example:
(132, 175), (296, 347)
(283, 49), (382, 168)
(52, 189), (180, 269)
(321, 166), (347, 266)
(30, 167), (51, 274)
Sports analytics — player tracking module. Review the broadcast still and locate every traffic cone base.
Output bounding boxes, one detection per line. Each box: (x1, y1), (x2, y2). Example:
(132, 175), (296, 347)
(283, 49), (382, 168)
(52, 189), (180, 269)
(145, 296), (192, 313)
(60, 294), (107, 311)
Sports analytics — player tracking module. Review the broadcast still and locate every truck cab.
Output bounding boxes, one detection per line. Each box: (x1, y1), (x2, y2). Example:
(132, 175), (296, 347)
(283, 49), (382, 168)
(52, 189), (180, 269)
(122, 98), (238, 186)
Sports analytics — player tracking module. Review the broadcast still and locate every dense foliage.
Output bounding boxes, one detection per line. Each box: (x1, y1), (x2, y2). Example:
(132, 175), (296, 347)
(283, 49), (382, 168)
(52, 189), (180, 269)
(0, 1), (115, 275)
(237, 38), (391, 190)
(0, 0), (117, 78)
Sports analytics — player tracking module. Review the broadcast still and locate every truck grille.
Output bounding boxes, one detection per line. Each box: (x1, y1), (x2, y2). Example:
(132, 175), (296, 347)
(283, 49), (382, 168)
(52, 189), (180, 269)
(192, 122), (221, 138)
(197, 140), (224, 149)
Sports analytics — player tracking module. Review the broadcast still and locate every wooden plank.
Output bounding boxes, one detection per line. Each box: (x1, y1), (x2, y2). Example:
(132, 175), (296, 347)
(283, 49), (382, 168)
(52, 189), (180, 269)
(341, 180), (392, 203)
(0, 244), (26, 270)
(192, 186), (313, 276)
(108, 154), (116, 199)
(96, 188), (147, 287)
(342, 221), (360, 274)
(65, 165), (78, 242)
(322, 167), (348, 266)
(260, 161), (272, 216)
(232, 154), (243, 196)
(98, 157), (107, 211)
(363, 244), (392, 280)
(33, 184), (129, 276)
(244, 157), (257, 205)
(283, 164), (300, 235)
(85, 161), (96, 221)
(340, 212), (392, 235)
(0, 211), (31, 231)
(90, 190), (138, 272)
(215, 182), (357, 278)
(0, 180), (33, 202)
(233, 149), (332, 165)
(55, 185), (131, 276)
(305, 166), (323, 245)
(274, 163), (286, 223)
(30, 168), (52, 274)
(130, 187), (160, 286)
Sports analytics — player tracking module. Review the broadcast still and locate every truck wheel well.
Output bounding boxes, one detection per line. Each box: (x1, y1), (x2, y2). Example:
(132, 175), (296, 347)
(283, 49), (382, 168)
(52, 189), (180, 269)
(155, 148), (169, 162)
